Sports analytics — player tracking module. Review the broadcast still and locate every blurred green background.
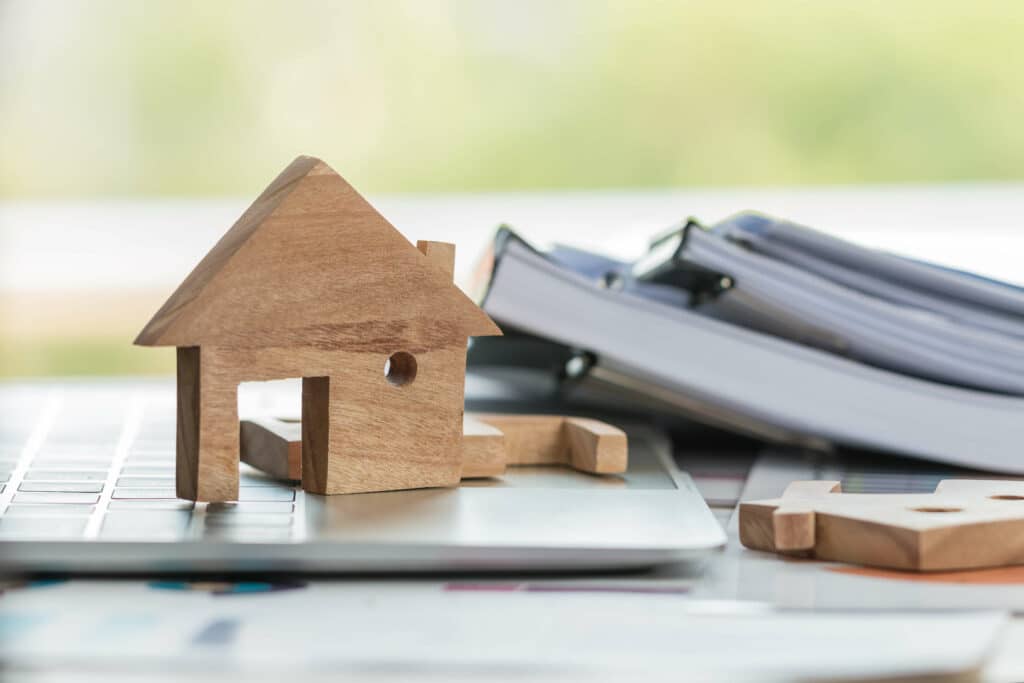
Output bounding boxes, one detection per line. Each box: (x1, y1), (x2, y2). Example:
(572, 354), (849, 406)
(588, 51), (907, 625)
(3, 0), (1024, 196)
(1, 0), (1023, 377)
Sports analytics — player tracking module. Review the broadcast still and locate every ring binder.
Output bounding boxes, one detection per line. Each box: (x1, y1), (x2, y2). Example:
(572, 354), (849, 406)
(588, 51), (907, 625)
(630, 218), (735, 307)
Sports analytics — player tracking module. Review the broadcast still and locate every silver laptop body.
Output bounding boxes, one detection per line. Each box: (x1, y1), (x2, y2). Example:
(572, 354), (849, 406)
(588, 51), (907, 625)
(0, 380), (726, 574)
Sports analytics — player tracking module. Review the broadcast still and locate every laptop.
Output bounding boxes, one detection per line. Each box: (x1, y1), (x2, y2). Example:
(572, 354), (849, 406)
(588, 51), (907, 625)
(0, 378), (726, 574)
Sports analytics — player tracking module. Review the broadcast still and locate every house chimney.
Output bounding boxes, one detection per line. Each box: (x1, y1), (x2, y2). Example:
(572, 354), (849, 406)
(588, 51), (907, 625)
(416, 240), (455, 281)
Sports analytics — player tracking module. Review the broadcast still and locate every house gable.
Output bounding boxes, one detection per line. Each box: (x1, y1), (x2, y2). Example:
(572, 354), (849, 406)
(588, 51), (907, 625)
(135, 156), (500, 349)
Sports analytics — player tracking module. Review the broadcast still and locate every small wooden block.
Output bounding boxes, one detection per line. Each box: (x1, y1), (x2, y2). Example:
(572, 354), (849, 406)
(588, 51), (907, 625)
(239, 418), (302, 481)
(562, 417), (629, 474)
(740, 479), (1024, 571)
(416, 240), (456, 279)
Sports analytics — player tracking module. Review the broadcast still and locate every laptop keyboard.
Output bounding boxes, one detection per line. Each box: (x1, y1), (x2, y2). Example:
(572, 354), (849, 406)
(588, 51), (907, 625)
(0, 383), (302, 543)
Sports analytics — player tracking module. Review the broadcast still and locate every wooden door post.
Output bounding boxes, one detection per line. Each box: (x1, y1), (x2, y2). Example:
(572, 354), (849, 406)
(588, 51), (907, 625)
(175, 346), (240, 502)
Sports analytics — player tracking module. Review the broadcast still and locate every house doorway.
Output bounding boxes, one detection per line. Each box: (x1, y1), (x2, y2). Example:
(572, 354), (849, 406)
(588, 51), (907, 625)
(238, 377), (304, 425)
(237, 376), (329, 490)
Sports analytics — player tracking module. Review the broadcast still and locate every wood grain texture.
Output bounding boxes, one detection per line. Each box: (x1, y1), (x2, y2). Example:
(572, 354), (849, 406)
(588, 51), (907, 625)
(175, 346), (202, 500)
(301, 376), (331, 494)
(562, 417), (629, 474)
(174, 345), (242, 502)
(740, 479), (1024, 571)
(769, 481), (841, 551)
(771, 507), (816, 552)
(242, 414), (508, 481)
(416, 240), (456, 279)
(476, 415), (564, 465)
(238, 413), (627, 484)
(137, 155), (501, 501)
(461, 416), (507, 478)
(135, 156), (498, 347)
(240, 417), (302, 481)
(472, 414), (628, 474)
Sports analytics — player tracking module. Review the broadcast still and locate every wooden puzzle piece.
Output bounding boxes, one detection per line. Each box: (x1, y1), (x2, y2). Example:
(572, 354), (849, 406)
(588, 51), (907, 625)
(240, 414), (628, 484)
(468, 414), (628, 474)
(740, 479), (1024, 571)
(135, 156), (502, 502)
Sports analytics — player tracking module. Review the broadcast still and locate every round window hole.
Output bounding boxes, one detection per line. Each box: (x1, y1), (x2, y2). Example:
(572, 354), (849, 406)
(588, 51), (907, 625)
(910, 506), (962, 513)
(385, 352), (417, 387)
(989, 495), (1024, 501)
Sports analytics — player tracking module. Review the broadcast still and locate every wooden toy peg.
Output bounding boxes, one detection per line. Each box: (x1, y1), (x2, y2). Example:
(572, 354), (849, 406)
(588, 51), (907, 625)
(768, 481), (841, 551)
(135, 155), (501, 502)
(740, 479), (1024, 571)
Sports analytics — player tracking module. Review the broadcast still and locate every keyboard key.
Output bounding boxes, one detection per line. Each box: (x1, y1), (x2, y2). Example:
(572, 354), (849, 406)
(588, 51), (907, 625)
(4, 504), (94, 517)
(13, 492), (100, 504)
(120, 465), (175, 475)
(108, 499), (194, 511)
(19, 482), (104, 494)
(204, 513), (293, 528)
(115, 476), (173, 487)
(24, 470), (108, 481)
(238, 488), (295, 502)
(206, 502), (294, 514)
(128, 448), (174, 459)
(30, 458), (113, 469)
(201, 526), (294, 542)
(35, 449), (114, 461)
(124, 458), (174, 467)
(105, 510), (191, 524)
(0, 517), (87, 539)
(112, 487), (177, 500)
(131, 440), (173, 452)
(101, 510), (192, 540)
(111, 487), (295, 502)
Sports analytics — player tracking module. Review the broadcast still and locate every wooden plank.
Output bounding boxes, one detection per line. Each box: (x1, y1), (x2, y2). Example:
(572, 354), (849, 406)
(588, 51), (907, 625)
(175, 346), (201, 500)
(240, 417), (302, 481)
(175, 346), (241, 502)
(301, 376), (331, 493)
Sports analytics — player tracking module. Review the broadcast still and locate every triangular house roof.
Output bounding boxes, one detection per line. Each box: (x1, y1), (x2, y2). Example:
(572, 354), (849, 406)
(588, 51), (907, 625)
(136, 156), (500, 348)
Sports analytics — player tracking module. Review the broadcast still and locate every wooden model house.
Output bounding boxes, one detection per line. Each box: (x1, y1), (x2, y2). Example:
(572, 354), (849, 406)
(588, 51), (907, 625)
(135, 156), (501, 502)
